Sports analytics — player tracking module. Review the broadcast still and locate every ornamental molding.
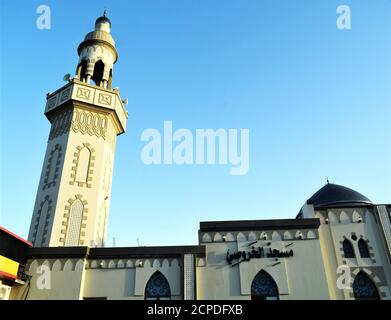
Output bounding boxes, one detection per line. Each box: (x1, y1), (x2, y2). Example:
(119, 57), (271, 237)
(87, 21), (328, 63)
(69, 142), (96, 188)
(32, 195), (53, 246)
(71, 108), (109, 139)
(44, 81), (127, 133)
(49, 107), (115, 142)
(49, 109), (73, 140)
(42, 143), (63, 189)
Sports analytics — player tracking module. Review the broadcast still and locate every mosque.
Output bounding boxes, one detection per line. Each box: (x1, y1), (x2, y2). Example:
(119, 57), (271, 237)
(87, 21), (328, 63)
(0, 14), (390, 300)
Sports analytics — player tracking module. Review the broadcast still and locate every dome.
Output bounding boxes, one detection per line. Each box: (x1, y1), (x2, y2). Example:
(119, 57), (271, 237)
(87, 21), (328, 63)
(96, 15), (111, 28)
(77, 15), (118, 63)
(306, 183), (372, 208)
(82, 30), (115, 47)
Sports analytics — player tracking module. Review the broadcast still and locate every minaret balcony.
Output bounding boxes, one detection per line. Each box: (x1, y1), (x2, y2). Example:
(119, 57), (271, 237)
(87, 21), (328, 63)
(44, 79), (128, 134)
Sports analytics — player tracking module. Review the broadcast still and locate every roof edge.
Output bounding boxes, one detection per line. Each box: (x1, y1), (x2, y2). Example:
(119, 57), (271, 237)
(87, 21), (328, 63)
(199, 218), (320, 232)
(27, 245), (206, 260)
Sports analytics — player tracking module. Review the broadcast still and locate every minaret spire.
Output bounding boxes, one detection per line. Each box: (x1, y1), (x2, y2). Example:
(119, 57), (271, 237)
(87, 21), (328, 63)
(75, 13), (117, 88)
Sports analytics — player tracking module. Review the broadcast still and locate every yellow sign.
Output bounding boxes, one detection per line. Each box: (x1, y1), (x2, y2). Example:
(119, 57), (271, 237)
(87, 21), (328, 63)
(0, 255), (19, 278)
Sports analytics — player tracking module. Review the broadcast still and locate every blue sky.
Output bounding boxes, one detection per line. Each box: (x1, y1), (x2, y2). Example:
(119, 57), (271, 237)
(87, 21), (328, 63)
(0, 0), (390, 247)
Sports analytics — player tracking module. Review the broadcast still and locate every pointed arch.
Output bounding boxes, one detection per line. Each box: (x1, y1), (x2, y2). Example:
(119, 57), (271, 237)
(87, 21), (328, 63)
(63, 259), (74, 271)
(339, 211), (350, 223)
(358, 239), (370, 258)
(283, 231), (293, 240)
(197, 258), (206, 267)
(52, 260), (62, 271)
(162, 259), (170, 268)
(170, 259), (179, 268)
(143, 259), (151, 268)
(70, 143), (95, 188)
(28, 260), (39, 273)
(251, 270), (279, 300)
(91, 60), (105, 86)
(352, 211), (362, 223)
(46, 146), (61, 186)
(201, 233), (211, 243)
(60, 195), (88, 246)
(65, 199), (84, 246)
(342, 239), (355, 258)
(236, 232), (246, 242)
(248, 232), (257, 241)
(43, 144), (62, 189)
(260, 232), (268, 240)
(271, 231), (281, 241)
(34, 198), (50, 246)
(42, 259), (52, 270)
(353, 271), (380, 300)
(77, 59), (88, 82)
(117, 260), (124, 268)
(75, 146), (91, 183)
(152, 259), (161, 268)
(145, 271), (171, 300)
(225, 232), (234, 242)
(295, 230), (304, 240)
(213, 233), (222, 242)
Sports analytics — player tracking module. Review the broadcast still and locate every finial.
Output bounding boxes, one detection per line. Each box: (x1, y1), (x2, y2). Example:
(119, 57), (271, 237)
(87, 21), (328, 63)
(326, 177), (330, 184)
(103, 8), (107, 17)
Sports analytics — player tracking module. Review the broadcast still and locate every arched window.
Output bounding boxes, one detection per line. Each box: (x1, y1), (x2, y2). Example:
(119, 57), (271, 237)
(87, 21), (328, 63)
(353, 272), (380, 300)
(65, 199), (84, 246)
(145, 271), (171, 300)
(343, 239), (355, 258)
(91, 60), (105, 86)
(35, 199), (49, 246)
(47, 147), (60, 184)
(75, 146), (91, 184)
(77, 60), (88, 82)
(43, 144), (62, 189)
(358, 239), (370, 258)
(251, 270), (279, 300)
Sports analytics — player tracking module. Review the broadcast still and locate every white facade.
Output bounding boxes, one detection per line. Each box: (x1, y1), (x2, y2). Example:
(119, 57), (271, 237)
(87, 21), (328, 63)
(20, 200), (391, 300)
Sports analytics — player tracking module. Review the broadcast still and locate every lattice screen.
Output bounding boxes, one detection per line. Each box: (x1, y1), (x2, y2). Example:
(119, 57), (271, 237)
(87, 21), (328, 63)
(183, 254), (195, 300)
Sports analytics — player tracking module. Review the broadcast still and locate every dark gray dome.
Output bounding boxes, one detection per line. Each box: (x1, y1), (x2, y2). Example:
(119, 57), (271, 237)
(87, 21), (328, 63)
(306, 183), (372, 208)
(96, 15), (111, 28)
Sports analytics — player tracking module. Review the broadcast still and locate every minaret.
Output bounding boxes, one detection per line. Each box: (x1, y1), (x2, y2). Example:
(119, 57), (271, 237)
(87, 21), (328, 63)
(28, 14), (128, 247)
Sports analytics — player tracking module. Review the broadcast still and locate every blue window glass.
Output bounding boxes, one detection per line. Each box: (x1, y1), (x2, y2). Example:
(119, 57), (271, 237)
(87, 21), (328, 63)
(353, 272), (380, 300)
(358, 239), (370, 258)
(343, 239), (355, 258)
(145, 271), (171, 300)
(251, 270), (279, 300)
